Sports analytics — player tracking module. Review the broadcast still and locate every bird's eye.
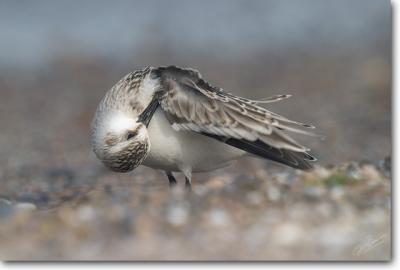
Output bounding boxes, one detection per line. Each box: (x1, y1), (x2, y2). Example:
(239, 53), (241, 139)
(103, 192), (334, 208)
(126, 130), (138, 140)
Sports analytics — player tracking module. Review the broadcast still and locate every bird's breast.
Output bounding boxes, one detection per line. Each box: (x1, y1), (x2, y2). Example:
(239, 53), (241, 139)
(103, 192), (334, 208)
(142, 108), (245, 172)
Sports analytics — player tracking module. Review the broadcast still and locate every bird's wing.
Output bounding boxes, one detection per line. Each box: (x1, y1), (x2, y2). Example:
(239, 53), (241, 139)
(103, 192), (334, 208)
(152, 66), (317, 169)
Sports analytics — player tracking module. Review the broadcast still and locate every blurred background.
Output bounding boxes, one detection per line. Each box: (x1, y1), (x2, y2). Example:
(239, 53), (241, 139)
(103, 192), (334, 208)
(0, 0), (391, 260)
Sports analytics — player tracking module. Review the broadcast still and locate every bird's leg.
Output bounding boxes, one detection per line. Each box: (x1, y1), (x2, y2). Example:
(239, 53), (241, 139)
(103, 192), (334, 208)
(180, 166), (192, 192)
(185, 177), (192, 191)
(165, 171), (177, 188)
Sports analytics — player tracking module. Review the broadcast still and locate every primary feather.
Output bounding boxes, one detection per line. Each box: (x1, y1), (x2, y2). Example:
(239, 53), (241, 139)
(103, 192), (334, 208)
(149, 66), (317, 169)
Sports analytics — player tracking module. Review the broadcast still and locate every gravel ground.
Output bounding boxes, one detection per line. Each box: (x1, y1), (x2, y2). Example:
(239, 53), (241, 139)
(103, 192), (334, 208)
(0, 157), (391, 260)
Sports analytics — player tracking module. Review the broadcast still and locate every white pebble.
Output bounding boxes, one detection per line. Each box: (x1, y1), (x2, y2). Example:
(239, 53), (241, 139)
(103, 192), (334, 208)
(15, 202), (37, 211)
(78, 205), (96, 222)
(275, 223), (303, 246)
(208, 209), (231, 227)
(267, 186), (281, 202)
(166, 205), (188, 226)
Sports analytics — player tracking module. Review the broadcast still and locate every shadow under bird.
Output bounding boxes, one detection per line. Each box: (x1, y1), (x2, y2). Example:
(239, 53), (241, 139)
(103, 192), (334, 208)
(91, 66), (317, 189)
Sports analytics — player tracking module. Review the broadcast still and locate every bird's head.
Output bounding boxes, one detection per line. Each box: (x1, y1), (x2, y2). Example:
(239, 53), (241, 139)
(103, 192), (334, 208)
(91, 70), (158, 172)
(92, 110), (150, 172)
(91, 110), (150, 172)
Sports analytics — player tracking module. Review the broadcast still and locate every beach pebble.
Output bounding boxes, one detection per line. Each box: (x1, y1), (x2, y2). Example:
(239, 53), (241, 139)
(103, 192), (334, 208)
(266, 186), (281, 202)
(313, 166), (332, 179)
(207, 208), (231, 227)
(77, 205), (96, 222)
(304, 185), (326, 199)
(0, 198), (14, 218)
(246, 191), (263, 205)
(346, 163), (362, 180)
(166, 205), (188, 226)
(14, 202), (37, 211)
(274, 223), (303, 246)
(330, 186), (345, 200)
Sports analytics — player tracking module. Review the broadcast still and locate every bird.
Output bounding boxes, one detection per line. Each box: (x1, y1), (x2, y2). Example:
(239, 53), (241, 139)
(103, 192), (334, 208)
(91, 66), (317, 190)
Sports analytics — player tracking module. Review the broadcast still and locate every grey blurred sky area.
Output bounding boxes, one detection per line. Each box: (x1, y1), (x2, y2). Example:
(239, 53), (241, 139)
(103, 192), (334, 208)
(0, 0), (391, 69)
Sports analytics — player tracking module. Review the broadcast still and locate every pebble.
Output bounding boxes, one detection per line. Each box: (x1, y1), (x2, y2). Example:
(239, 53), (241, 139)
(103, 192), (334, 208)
(318, 226), (353, 248)
(77, 205), (96, 222)
(275, 172), (296, 185)
(362, 165), (383, 183)
(246, 191), (263, 205)
(330, 186), (345, 200)
(304, 185), (326, 199)
(274, 223), (303, 246)
(344, 162), (362, 180)
(166, 204), (188, 226)
(208, 208), (231, 227)
(0, 198), (14, 218)
(193, 185), (208, 197)
(266, 186), (281, 202)
(14, 202), (37, 211)
(313, 166), (332, 179)
(205, 175), (232, 190)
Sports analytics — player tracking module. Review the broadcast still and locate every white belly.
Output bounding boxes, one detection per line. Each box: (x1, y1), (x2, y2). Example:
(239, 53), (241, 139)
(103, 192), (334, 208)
(142, 109), (245, 172)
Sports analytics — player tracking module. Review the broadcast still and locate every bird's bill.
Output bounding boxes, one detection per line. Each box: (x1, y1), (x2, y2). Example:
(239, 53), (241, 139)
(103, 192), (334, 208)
(137, 98), (159, 127)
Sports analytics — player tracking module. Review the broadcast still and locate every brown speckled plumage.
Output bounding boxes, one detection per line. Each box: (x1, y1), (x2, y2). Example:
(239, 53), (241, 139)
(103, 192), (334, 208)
(97, 67), (152, 114)
(91, 66), (317, 188)
(102, 140), (149, 172)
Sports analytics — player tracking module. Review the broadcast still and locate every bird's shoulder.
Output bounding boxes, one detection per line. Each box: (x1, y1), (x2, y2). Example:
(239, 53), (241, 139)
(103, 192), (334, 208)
(150, 65), (223, 96)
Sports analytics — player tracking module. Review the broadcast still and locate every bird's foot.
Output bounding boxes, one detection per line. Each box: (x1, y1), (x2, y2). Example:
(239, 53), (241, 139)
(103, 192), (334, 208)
(165, 171), (191, 191)
(166, 171), (177, 188)
(185, 177), (192, 192)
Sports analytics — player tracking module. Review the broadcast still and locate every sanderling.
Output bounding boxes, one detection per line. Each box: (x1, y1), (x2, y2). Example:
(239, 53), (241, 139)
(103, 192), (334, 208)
(91, 66), (317, 189)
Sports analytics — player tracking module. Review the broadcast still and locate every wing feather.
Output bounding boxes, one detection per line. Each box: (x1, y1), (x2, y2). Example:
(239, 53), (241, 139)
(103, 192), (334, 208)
(152, 66), (317, 169)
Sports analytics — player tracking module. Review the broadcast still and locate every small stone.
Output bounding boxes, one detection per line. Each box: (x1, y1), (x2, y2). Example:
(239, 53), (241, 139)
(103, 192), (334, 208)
(193, 185), (208, 197)
(205, 175), (232, 190)
(208, 208), (231, 227)
(362, 165), (382, 183)
(318, 225), (353, 248)
(275, 171), (296, 185)
(346, 163), (362, 180)
(166, 204), (188, 226)
(77, 205), (95, 222)
(304, 185), (326, 199)
(14, 202), (37, 211)
(330, 186), (345, 200)
(313, 166), (332, 179)
(0, 198), (14, 218)
(266, 186), (281, 202)
(274, 223), (303, 246)
(246, 191), (263, 205)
